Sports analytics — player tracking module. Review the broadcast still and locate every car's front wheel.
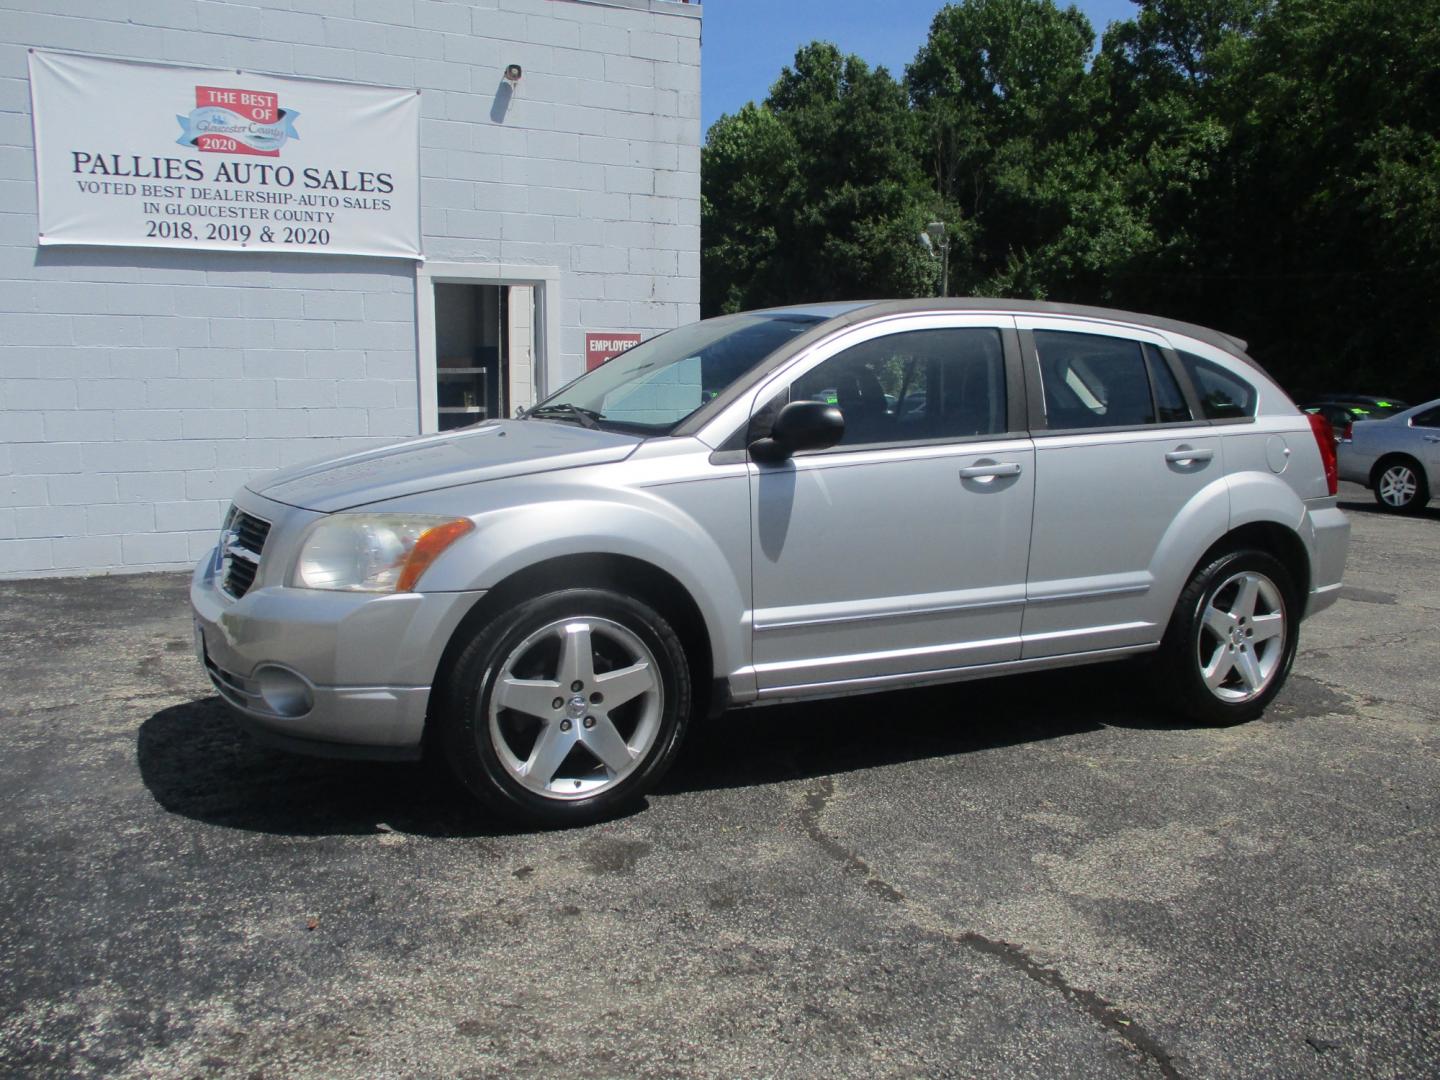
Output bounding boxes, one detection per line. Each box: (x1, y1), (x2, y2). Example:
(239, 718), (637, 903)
(1155, 549), (1299, 725)
(1372, 457), (1429, 513)
(438, 588), (691, 828)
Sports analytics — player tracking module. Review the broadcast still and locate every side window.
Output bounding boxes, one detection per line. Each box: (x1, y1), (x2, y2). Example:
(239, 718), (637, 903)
(1178, 351), (1257, 420)
(1410, 406), (1440, 429)
(1035, 331), (1154, 429)
(789, 328), (1006, 449)
(1146, 345), (1192, 423)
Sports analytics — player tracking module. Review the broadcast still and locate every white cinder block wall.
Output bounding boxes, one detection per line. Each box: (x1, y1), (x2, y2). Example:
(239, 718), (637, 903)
(0, 0), (701, 578)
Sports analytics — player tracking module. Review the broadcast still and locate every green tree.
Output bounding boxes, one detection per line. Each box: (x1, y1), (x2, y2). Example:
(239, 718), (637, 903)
(1217, 0), (1440, 393)
(908, 0), (1115, 296)
(702, 43), (942, 315)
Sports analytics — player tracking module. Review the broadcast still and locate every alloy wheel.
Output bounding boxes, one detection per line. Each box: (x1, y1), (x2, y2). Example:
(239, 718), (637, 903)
(1378, 464), (1418, 508)
(1196, 570), (1287, 703)
(487, 617), (663, 800)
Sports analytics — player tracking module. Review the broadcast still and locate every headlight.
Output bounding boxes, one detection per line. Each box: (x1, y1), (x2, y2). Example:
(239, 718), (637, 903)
(293, 514), (474, 592)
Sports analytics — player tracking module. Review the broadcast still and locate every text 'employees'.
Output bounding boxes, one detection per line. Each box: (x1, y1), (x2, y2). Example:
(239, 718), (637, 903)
(70, 153), (394, 193)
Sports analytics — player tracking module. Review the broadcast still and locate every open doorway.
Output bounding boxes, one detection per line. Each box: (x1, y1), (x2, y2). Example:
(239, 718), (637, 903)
(416, 263), (560, 435)
(432, 283), (536, 431)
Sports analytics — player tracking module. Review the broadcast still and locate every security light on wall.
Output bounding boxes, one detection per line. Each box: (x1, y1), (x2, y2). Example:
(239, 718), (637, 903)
(503, 64), (522, 84)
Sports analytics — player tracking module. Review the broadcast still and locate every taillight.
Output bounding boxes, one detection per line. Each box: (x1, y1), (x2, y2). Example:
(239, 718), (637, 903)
(1307, 413), (1338, 495)
(1340, 421), (1353, 443)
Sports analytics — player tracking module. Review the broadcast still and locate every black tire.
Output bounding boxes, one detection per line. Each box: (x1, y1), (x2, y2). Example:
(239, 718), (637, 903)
(1153, 549), (1300, 726)
(1371, 456), (1429, 514)
(438, 588), (691, 828)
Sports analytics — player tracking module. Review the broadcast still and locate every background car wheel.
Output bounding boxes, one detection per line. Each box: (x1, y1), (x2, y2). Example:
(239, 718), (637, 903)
(1154, 549), (1299, 725)
(1371, 457), (1429, 513)
(439, 588), (691, 828)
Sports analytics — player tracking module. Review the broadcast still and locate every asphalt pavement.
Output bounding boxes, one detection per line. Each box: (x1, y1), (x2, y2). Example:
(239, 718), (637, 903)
(1, 482), (1437, 1078)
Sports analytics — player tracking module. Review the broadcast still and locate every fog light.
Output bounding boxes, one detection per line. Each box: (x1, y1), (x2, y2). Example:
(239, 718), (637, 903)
(256, 666), (314, 718)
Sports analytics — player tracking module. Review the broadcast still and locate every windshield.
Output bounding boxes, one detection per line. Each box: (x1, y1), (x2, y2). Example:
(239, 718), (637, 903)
(530, 312), (824, 434)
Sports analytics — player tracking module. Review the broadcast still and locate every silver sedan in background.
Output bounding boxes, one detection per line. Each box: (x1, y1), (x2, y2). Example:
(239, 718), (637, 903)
(1338, 397), (1440, 512)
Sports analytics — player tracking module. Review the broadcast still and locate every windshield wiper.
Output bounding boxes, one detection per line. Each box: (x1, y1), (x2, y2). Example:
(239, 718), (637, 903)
(525, 403), (603, 429)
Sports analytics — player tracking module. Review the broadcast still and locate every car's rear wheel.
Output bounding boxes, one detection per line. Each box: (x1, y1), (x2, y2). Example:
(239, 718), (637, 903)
(1372, 457), (1429, 513)
(1155, 549), (1299, 725)
(438, 588), (691, 828)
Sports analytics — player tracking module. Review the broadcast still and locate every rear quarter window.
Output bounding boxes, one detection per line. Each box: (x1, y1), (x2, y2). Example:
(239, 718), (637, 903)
(1178, 351), (1256, 420)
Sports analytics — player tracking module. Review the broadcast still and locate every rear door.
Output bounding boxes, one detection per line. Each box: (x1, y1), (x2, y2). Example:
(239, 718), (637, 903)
(1411, 405), (1440, 476)
(1017, 317), (1224, 658)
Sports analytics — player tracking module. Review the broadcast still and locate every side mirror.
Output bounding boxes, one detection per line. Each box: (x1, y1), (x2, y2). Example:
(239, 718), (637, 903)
(749, 400), (845, 462)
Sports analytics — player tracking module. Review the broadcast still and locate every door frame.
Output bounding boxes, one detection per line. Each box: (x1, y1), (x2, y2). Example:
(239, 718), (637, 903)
(415, 261), (561, 434)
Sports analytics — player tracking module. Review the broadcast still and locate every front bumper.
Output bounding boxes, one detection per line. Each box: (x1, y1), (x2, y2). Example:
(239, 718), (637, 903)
(191, 546), (482, 759)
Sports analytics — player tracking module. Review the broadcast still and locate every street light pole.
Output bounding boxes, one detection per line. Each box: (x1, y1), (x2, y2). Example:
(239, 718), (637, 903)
(925, 221), (950, 297)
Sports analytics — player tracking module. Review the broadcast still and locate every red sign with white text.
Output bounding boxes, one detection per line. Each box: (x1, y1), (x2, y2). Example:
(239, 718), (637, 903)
(585, 332), (642, 371)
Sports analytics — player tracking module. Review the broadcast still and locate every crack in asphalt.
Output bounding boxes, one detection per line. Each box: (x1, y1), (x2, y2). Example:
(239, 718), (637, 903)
(798, 775), (1190, 1080)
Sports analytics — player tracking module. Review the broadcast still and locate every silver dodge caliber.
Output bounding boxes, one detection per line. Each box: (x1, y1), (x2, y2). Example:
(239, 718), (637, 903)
(192, 299), (1350, 827)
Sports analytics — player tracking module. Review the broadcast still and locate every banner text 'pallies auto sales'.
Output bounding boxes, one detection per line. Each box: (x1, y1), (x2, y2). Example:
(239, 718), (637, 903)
(29, 51), (421, 260)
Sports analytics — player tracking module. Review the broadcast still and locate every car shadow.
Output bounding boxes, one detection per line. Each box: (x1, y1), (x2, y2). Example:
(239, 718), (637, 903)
(140, 662), (1194, 836)
(661, 661), (1192, 795)
(136, 698), (512, 839)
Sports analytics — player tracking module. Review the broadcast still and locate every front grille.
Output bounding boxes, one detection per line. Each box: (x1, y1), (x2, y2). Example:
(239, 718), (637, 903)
(221, 507), (271, 599)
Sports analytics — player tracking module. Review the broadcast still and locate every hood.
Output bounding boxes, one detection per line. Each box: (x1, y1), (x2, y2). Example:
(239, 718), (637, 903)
(248, 420), (641, 513)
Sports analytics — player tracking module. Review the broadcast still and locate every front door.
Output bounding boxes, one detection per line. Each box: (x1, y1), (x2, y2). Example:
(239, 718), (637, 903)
(748, 317), (1035, 695)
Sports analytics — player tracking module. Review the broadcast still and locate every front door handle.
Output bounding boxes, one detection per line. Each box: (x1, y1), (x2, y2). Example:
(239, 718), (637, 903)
(1424, 435), (1440, 443)
(959, 462), (1023, 480)
(1165, 447), (1215, 465)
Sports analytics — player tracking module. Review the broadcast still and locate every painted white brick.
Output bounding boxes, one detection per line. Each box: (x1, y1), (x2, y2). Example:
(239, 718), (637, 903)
(41, 408), (112, 443)
(355, 51), (416, 87)
(181, 410), (246, 439)
(278, 380), (339, 408)
(78, 440), (148, 475)
(246, 410), (310, 438)
(122, 531), (191, 565)
(308, 407), (370, 436)
(117, 472), (186, 503)
(366, 407), (419, 436)
(47, 474), (119, 507)
(415, 0), (471, 33)
(183, 468), (251, 500)
(363, 293), (415, 322)
(581, 23), (628, 54)
(150, 439), (218, 472)
(114, 409), (182, 441)
(337, 381), (396, 408)
(146, 379), (214, 409)
(273, 320), (336, 350)
(142, 317), (209, 347)
(1, 412), (46, 443)
(15, 505), (87, 539)
(304, 350), (367, 380)
(52, 535), (123, 570)
(154, 499), (225, 532)
(604, 54), (654, 88)
(87, 502), (158, 536)
(629, 30), (677, 63)
(0, 539), (54, 574)
(8, 380), (77, 410)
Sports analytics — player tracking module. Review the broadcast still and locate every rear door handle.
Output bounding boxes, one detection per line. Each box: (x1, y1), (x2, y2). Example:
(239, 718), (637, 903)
(1165, 447), (1214, 464)
(959, 462), (1023, 480)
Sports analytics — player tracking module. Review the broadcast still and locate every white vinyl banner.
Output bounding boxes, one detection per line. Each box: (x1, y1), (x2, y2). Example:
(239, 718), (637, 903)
(29, 51), (422, 260)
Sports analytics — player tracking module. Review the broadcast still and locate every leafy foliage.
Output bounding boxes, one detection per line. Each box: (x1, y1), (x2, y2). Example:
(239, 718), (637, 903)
(701, 0), (1440, 399)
